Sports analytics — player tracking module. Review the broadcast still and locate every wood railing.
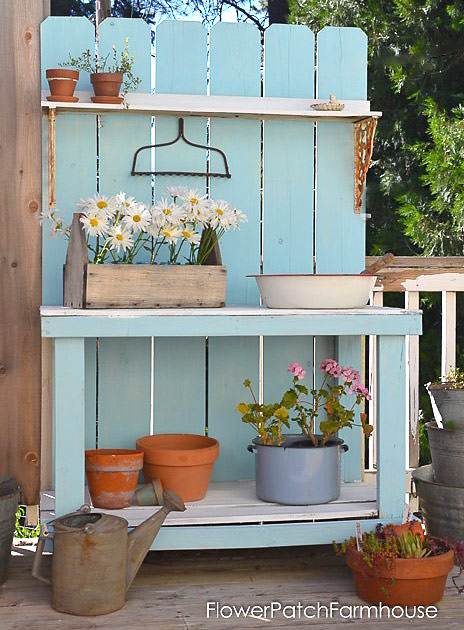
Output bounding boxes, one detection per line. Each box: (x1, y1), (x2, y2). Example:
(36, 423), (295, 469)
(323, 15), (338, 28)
(365, 256), (464, 470)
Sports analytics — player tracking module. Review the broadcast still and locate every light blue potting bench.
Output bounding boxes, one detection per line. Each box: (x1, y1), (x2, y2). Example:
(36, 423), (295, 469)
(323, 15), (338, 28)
(39, 17), (422, 549)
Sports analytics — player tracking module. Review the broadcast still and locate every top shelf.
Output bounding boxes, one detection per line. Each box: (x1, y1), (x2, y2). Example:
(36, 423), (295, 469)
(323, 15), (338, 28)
(41, 92), (382, 123)
(40, 305), (421, 338)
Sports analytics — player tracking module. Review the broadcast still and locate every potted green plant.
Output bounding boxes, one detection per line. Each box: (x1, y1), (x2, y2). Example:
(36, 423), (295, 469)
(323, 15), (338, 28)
(237, 359), (373, 505)
(335, 522), (459, 606)
(60, 40), (141, 103)
(41, 187), (246, 308)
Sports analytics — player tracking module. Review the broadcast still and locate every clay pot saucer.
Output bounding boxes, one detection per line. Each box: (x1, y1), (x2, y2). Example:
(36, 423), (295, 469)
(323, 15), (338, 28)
(46, 95), (79, 103)
(91, 95), (124, 104)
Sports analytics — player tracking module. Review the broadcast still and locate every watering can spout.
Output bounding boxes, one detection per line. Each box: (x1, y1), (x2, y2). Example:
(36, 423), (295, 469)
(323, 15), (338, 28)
(126, 490), (185, 589)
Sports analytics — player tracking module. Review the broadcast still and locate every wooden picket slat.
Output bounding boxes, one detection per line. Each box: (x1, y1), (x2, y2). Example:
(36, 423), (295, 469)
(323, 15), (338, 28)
(262, 24), (315, 406)
(97, 18), (152, 449)
(153, 20), (208, 437)
(208, 23), (261, 481)
(40, 16), (97, 484)
(316, 27), (368, 481)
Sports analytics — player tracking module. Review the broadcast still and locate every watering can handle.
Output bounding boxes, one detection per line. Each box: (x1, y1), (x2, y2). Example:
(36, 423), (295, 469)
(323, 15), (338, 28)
(32, 533), (51, 585)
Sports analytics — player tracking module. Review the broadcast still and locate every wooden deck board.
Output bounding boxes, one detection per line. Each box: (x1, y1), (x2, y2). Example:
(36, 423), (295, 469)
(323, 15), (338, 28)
(3, 545), (463, 628)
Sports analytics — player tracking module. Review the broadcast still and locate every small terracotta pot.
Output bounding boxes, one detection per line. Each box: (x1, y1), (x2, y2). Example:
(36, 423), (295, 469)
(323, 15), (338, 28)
(346, 547), (454, 606)
(85, 449), (144, 509)
(136, 434), (219, 502)
(90, 72), (124, 104)
(46, 69), (79, 102)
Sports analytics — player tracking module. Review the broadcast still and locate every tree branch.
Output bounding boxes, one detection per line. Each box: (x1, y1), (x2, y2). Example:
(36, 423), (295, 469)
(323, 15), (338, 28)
(221, 0), (265, 31)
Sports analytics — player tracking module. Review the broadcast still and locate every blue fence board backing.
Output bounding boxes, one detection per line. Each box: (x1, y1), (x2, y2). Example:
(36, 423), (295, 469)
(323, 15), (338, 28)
(208, 22), (262, 481)
(153, 21), (208, 437)
(97, 18), (152, 450)
(262, 24), (315, 417)
(40, 17), (398, 531)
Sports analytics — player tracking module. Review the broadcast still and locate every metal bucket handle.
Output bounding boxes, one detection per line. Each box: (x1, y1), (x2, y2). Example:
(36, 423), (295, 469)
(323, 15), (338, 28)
(32, 504), (92, 586)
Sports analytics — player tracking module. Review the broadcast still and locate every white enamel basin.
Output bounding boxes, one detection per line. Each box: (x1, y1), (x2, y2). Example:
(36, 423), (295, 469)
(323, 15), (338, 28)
(249, 274), (377, 309)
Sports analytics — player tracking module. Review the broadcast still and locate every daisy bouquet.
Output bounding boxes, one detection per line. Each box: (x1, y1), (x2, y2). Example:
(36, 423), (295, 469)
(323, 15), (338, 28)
(42, 187), (247, 265)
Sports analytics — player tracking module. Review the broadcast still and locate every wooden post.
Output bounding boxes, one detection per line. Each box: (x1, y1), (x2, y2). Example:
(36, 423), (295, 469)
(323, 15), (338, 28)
(441, 291), (456, 377)
(96, 0), (112, 31)
(0, 0), (49, 505)
(406, 291), (420, 468)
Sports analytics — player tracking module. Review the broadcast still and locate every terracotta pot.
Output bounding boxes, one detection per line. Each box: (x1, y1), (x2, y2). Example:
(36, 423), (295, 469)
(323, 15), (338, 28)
(136, 434), (219, 502)
(346, 546), (454, 606)
(46, 69), (79, 102)
(85, 449), (144, 509)
(90, 72), (124, 104)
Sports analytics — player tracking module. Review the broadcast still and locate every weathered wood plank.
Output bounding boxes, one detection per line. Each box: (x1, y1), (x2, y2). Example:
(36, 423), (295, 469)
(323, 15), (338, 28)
(77, 265), (226, 308)
(0, 0), (49, 505)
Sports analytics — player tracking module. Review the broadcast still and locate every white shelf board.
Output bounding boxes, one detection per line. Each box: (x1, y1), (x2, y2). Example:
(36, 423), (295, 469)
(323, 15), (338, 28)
(42, 91), (382, 122)
(41, 480), (377, 527)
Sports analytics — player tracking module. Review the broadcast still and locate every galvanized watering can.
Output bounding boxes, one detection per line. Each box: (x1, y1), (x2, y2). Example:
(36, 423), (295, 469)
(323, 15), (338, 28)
(32, 490), (185, 615)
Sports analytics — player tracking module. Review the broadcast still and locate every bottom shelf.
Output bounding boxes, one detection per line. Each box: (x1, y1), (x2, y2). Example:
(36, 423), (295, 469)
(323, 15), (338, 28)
(41, 479), (377, 526)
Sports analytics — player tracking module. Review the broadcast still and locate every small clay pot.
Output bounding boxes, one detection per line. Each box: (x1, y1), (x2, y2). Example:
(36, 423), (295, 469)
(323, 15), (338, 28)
(90, 72), (124, 104)
(346, 546), (455, 606)
(85, 449), (144, 509)
(136, 434), (219, 502)
(46, 69), (79, 102)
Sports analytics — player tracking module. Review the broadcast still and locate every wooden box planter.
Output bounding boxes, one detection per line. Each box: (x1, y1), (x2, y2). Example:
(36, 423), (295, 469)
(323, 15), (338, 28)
(63, 214), (226, 308)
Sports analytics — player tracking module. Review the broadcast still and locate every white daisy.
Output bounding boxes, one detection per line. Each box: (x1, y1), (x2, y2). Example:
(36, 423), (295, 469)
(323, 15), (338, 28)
(164, 186), (189, 201)
(152, 198), (184, 225)
(108, 225), (133, 252)
(115, 191), (138, 212)
(160, 225), (182, 244)
(208, 200), (238, 229)
(77, 194), (116, 219)
(180, 226), (201, 245)
(80, 213), (108, 238)
(122, 204), (151, 233)
(179, 189), (210, 223)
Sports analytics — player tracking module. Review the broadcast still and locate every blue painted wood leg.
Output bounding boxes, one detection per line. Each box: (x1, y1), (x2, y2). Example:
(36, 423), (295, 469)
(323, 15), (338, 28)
(376, 335), (407, 520)
(337, 336), (363, 482)
(53, 337), (86, 517)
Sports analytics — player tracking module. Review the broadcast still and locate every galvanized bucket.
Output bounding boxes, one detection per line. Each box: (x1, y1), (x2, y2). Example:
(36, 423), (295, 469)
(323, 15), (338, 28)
(248, 435), (348, 505)
(425, 422), (464, 487)
(0, 477), (20, 585)
(413, 464), (464, 542)
(427, 388), (464, 431)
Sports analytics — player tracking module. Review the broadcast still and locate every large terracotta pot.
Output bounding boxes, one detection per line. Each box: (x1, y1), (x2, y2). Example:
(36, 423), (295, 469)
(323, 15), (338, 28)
(346, 546), (454, 606)
(136, 434), (219, 502)
(46, 69), (79, 102)
(85, 449), (144, 509)
(90, 72), (124, 104)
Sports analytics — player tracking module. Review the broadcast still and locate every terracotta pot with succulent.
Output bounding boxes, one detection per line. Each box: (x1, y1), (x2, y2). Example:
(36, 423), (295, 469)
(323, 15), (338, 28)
(41, 187), (246, 308)
(60, 39), (141, 104)
(238, 359), (373, 505)
(335, 522), (462, 606)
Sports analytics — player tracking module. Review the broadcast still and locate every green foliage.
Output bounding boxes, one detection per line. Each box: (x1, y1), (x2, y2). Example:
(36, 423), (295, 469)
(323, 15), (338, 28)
(60, 40), (141, 94)
(237, 362), (372, 446)
(15, 506), (40, 539)
(397, 531), (430, 558)
(289, 0), (464, 256)
(433, 366), (464, 389)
